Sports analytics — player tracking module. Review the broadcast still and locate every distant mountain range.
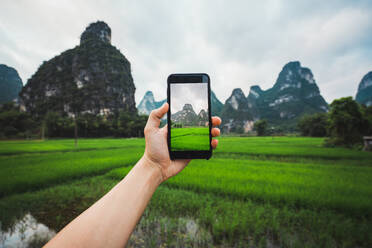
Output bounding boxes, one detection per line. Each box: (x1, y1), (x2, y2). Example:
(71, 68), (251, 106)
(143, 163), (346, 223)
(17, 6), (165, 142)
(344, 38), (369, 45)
(171, 104), (208, 126)
(210, 91), (224, 116)
(137, 91), (166, 115)
(356, 71), (372, 107)
(137, 90), (223, 116)
(138, 61), (332, 132)
(0, 20), (370, 133)
(221, 61), (329, 132)
(0, 64), (23, 104)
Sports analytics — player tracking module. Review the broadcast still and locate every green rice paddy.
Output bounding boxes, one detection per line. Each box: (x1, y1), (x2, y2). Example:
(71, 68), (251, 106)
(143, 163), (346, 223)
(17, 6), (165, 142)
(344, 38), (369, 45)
(0, 137), (372, 247)
(171, 127), (210, 151)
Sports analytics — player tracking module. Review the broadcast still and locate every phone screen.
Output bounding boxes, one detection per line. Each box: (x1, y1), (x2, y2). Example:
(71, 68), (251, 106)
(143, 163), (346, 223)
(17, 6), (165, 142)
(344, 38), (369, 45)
(169, 81), (210, 151)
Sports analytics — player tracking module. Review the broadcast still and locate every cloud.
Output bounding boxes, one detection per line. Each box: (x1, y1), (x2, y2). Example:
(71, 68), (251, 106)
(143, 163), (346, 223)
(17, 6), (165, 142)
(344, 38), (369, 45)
(0, 0), (371, 104)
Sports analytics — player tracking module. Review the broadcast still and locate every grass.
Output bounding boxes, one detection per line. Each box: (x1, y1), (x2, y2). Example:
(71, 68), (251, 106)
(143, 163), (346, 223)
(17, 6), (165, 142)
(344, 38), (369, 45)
(171, 127), (210, 151)
(108, 158), (372, 216)
(216, 136), (372, 161)
(1, 173), (370, 247)
(0, 136), (372, 247)
(0, 147), (143, 197)
(0, 138), (145, 155)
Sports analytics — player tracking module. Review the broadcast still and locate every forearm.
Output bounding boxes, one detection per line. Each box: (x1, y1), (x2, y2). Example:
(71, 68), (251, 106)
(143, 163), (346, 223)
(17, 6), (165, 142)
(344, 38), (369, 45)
(45, 156), (162, 248)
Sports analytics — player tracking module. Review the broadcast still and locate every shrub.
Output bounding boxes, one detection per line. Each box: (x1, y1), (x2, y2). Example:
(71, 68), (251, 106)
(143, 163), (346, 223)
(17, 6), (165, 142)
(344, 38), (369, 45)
(297, 113), (328, 137)
(326, 97), (366, 147)
(254, 120), (268, 136)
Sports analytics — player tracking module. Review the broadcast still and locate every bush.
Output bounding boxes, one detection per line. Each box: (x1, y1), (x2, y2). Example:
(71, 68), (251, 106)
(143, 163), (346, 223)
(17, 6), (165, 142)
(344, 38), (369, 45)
(0, 103), (37, 139)
(361, 105), (372, 136)
(254, 120), (268, 136)
(297, 113), (328, 137)
(45, 112), (74, 137)
(326, 97), (367, 147)
(0, 102), (147, 139)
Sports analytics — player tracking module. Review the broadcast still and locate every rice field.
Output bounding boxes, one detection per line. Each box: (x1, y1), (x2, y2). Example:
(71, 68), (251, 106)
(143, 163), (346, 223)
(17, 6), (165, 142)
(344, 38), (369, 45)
(171, 127), (210, 151)
(0, 137), (372, 247)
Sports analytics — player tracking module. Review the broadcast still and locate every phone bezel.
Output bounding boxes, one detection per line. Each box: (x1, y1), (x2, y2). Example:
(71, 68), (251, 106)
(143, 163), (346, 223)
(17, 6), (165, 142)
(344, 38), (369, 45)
(167, 73), (212, 160)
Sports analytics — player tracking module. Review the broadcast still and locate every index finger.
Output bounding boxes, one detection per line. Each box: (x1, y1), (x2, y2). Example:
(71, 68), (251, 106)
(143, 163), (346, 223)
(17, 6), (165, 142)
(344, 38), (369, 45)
(212, 116), (221, 127)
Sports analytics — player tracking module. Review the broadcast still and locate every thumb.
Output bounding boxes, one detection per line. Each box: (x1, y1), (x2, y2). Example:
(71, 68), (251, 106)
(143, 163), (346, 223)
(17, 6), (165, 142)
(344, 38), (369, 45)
(146, 103), (169, 129)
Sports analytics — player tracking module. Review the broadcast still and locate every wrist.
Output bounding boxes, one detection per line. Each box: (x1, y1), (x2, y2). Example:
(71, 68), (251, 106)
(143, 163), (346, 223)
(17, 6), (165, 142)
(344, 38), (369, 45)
(139, 154), (164, 186)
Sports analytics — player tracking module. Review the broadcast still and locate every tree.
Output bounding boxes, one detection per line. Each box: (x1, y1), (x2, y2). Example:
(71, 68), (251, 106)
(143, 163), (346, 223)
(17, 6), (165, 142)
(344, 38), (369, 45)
(254, 119), (268, 136)
(0, 101), (148, 139)
(116, 112), (147, 137)
(45, 112), (74, 137)
(361, 105), (372, 136)
(297, 113), (328, 137)
(327, 97), (366, 147)
(0, 103), (36, 138)
(131, 115), (147, 137)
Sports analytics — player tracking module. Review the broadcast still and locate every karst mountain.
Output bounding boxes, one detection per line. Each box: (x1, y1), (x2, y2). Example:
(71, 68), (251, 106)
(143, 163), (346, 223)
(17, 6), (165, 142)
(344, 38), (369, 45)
(20, 21), (136, 117)
(0, 64), (23, 104)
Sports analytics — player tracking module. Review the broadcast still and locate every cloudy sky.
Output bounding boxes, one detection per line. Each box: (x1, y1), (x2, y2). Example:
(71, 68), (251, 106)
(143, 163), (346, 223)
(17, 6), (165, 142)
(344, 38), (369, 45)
(1, 0), (371, 104)
(170, 83), (208, 114)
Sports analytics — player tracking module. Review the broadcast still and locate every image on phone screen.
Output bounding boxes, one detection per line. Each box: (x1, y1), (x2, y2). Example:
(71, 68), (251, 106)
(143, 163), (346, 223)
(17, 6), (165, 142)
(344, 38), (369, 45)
(170, 82), (210, 151)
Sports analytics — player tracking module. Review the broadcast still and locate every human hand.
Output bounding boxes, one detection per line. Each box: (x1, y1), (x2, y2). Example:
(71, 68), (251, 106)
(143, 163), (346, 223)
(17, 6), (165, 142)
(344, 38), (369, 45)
(142, 103), (221, 183)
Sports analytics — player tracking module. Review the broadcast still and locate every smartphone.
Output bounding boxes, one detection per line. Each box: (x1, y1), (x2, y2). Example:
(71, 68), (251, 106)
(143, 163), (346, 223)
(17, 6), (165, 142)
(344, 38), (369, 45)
(167, 73), (212, 160)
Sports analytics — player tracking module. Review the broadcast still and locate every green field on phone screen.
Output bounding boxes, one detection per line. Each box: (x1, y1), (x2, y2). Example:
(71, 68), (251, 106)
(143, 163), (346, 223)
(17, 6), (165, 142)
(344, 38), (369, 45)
(171, 127), (209, 151)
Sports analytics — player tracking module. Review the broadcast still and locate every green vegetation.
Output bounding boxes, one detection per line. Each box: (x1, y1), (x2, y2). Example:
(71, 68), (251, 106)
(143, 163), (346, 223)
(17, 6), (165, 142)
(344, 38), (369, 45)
(0, 138), (144, 155)
(0, 103), (148, 139)
(297, 113), (328, 137)
(253, 119), (268, 136)
(0, 148), (141, 197)
(109, 158), (372, 216)
(0, 103), (37, 139)
(0, 21), (142, 141)
(327, 97), (371, 147)
(296, 97), (372, 148)
(171, 127), (210, 151)
(1, 137), (372, 247)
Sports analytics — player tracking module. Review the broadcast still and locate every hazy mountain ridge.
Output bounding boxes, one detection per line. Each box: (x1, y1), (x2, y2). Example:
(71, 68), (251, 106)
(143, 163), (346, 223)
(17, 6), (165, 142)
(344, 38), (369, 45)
(137, 62), (329, 132)
(0, 64), (23, 104)
(356, 71), (372, 107)
(137, 91), (166, 115)
(211, 91), (223, 116)
(171, 104), (197, 126)
(221, 88), (254, 133)
(137, 90), (223, 116)
(250, 61), (328, 122)
(221, 61), (329, 132)
(171, 104), (208, 126)
(0, 23), (366, 134)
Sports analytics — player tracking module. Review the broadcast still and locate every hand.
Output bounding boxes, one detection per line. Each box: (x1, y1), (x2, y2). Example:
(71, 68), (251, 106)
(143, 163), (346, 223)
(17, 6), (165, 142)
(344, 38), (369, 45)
(143, 103), (221, 182)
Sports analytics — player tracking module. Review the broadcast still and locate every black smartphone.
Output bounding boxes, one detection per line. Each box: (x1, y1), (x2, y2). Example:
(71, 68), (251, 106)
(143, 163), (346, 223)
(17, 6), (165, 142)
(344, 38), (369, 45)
(167, 73), (212, 160)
